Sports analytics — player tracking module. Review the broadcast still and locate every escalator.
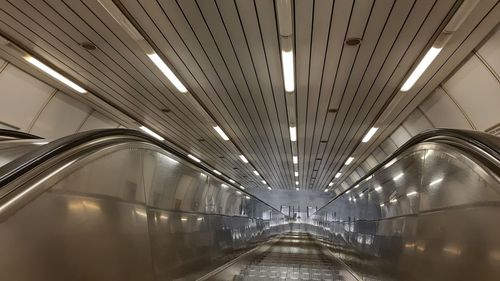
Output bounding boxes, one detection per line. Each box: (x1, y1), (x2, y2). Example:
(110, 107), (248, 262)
(0, 128), (498, 280)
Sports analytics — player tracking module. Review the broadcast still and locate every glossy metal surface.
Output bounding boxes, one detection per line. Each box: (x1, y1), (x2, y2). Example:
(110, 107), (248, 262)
(0, 139), (47, 167)
(313, 140), (500, 280)
(0, 139), (285, 281)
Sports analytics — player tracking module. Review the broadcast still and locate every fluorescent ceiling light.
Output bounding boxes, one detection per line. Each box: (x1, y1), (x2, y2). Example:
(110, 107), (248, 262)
(239, 155), (249, 163)
(253, 170), (260, 176)
(324, 189), (329, 192)
(355, 184), (360, 188)
(295, 181), (299, 186)
(240, 186), (245, 190)
(353, 198), (356, 202)
(407, 191), (418, 197)
(293, 156), (298, 164)
(362, 127), (379, 143)
(344, 157), (354, 165)
(267, 186), (272, 190)
(375, 186), (382, 192)
(213, 126), (229, 141)
(328, 182), (334, 187)
(335, 173), (342, 178)
(380, 203), (385, 207)
(188, 154), (201, 163)
(429, 178), (443, 186)
(221, 184), (228, 188)
(197, 217), (203, 221)
(213, 170), (221, 175)
(261, 180), (267, 185)
(296, 188), (299, 191)
(229, 179), (235, 184)
(236, 191), (241, 195)
(359, 193), (364, 198)
(281, 50), (294, 92)
(400, 47), (442, 92)
(25, 56), (86, 93)
(139, 126), (164, 141)
(245, 196), (250, 199)
(346, 190), (350, 194)
(148, 53), (187, 93)
(294, 171), (298, 177)
(289, 126), (297, 142)
(390, 198), (398, 203)
(393, 172), (404, 181)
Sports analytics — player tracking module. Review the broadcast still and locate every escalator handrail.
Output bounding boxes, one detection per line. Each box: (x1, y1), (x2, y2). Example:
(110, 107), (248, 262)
(0, 129), (42, 140)
(315, 128), (500, 213)
(0, 128), (280, 214)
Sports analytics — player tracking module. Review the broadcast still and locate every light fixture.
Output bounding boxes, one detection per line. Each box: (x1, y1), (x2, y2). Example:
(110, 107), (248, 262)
(293, 156), (298, 164)
(181, 217), (188, 221)
(294, 171), (298, 177)
(380, 203), (385, 207)
(353, 198), (357, 202)
(429, 178), (443, 186)
(324, 189), (329, 192)
(25, 56), (87, 93)
(407, 191), (418, 197)
(148, 53), (188, 93)
(213, 126), (229, 141)
(240, 186), (246, 190)
(328, 182), (334, 187)
(296, 188), (299, 191)
(390, 198), (398, 203)
(213, 170), (222, 175)
(188, 154), (201, 163)
(245, 196), (250, 199)
(221, 184), (228, 188)
(281, 50), (294, 92)
(239, 155), (249, 163)
(335, 173), (342, 178)
(139, 126), (165, 141)
(362, 127), (379, 143)
(295, 181), (299, 186)
(359, 193), (364, 198)
(344, 157), (354, 165)
(289, 126), (297, 142)
(267, 186), (272, 190)
(253, 170), (260, 176)
(229, 179), (235, 184)
(346, 190), (350, 194)
(375, 186), (382, 192)
(261, 180), (267, 185)
(393, 172), (404, 181)
(354, 184), (360, 188)
(400, 47), (442, 92)
(236, 191), (242, 195)
(197, 217), (203, 221)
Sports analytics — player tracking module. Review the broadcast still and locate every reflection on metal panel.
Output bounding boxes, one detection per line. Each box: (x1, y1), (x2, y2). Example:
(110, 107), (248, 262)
(0, 142), (285, 281)
(313, 141), (500, 280)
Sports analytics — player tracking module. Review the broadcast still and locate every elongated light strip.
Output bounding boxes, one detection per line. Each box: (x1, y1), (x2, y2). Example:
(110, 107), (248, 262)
(148, 53), (187, 93)
(267, 186), (272, 190)
(328, 182), (334, 187)
(213, 170), (221, 175)
(293, 156), (298, 164)
(289, 126), (297, 142)
(239, 155), (249, 163)
(213, 126), (229, 141)
(324, 189), (329, 192)
(253, 170), (260, 176)
(401, 47), (442, 92)
(362, 127), (379, 143)
(240, 186), (245, 190)
(25, 56), (86, 93)
(335, 173), (342, 178)
(407, 191), (418, 197)
(261, 180), (267, 185)
(188, 154), (201, 163)
(229, 179), (235, 184)
(344, 157), (354, 165)
(281, 50), (294, 92)
(294, 171), (298, 177)
(140, 126), (164, 141)
(375, 186), (382, 192)
(429, 178), (443, 186)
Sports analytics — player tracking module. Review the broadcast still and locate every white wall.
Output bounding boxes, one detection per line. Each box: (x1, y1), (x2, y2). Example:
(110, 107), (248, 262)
(0, 57), (121, 140)
(336, 25), (500, 193)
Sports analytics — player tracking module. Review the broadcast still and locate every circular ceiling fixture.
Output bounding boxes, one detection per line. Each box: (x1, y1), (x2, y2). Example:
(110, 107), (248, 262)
(345, 37), (362, 46)
(80, 42), (97, 50)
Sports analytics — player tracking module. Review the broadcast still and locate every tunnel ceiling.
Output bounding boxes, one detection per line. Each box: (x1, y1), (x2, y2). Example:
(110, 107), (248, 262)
(0, 0), (496, 195)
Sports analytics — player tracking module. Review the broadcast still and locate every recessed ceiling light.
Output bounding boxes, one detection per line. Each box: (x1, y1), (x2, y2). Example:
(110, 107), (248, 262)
(261, 180), (267, 185)
(267, 186), (272, 190)
(140, 126), (164, 141)
(213, 126), (229, 141)
(253, 170), (259, 176)
(148, 53), (188, 93)
(294, 171), (298, 177)
(335, 173), (342, 178)
(239, 155), (249, 163)
(324, 189), (329, 192)
(293, 156), (298, 164)
(401, 47), (442, 92)
(295, 181), (299, 186)
(328, 182), (334, 186)
(289, 126), (297, 142)
(344, 157), (354, 165)
(362, 127), (379, 143)
(25, 56), (86, 93)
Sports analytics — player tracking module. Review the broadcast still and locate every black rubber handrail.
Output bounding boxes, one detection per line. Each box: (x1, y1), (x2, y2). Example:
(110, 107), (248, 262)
(315, 128), (500, 213)
(0, 129), (42, 140)
(0, 128), (280, 213)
